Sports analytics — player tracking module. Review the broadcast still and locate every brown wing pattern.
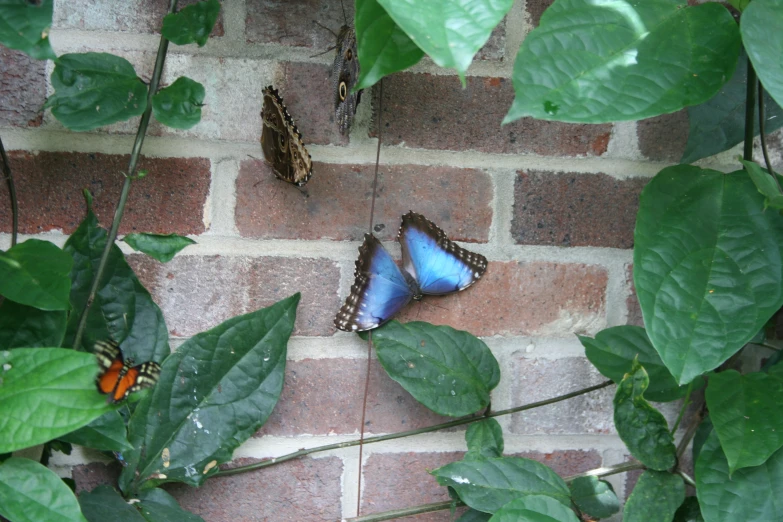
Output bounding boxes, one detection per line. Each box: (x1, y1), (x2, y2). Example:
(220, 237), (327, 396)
(332, 26), (362, 135)
(260, 86), (313, 186)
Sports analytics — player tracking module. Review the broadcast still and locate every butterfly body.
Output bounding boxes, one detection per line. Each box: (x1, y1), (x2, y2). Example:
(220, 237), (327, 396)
(335, 212), (487, 332)
(332, 25), (362, 135)
(260, 86), (313, 186)
(94, 340), (161, 403)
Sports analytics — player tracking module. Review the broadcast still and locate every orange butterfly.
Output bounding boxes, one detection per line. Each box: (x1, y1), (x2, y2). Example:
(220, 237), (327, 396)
(94, 340), (161, 403)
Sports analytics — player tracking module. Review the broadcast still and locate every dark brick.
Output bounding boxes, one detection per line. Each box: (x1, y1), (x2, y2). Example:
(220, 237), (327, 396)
(637, 110), (690, 162)
(0, 47), (45, 127)
(72, 462), (121, 494)
(246, 0), (352, 49)
(236, 159), (492, 241)
(129, 254), (341, 337)
(527, 0), (554, 28)
(394, 261), (607, 337)
(626, 264), (644, 327)
(371, 73), (612, 156)
(512, 171), (648, 248)
(0, 152), (210, 235)
(167, 457), (342, 521)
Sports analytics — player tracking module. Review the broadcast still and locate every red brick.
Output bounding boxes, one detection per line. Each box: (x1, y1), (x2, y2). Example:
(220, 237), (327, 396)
(236, 159), (492, 241)
(246, 0), (352, 48)
(394, 262), (607, 337)
(129, 254), (341, 337)
(0, 47), (45, 127)
(0, 152), (210, 235)
(371, 73), (612, 156)
(626, 264), (644, 327)
(637, 111), (689, 162)
(512, 450), (601, 478)
(167, 457), (342, 521)
(512, 171), (647, 248)
(72, 462), (121, 494)
(527, 0), (554, 28)
(258, 358), (456, 436)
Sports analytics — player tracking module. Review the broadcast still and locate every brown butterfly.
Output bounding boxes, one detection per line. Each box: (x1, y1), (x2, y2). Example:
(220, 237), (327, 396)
(332, 25), (361, 135)
(260, 86), (313, 186)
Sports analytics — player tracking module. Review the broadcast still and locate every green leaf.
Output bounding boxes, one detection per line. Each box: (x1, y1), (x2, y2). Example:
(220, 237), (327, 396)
(354, 0), (424, 90)
(504, 0), (740, 123)
(375, 0), (512, 81)
(64, 193), (169, 363)
(0, 239), (72, 311)
(0, 299), (66, 349)
(682, 52), (783, 164)
(727, 0), (751, 11)
(59, 411), (133, 453)
(741, 0), (783, 110)
(624, 470), (685, 522)
(0, 348), (110, 453)
(634, 166), (783, 384)
(465, 418), (504, 460)
(457, 509), (492, 522)
(0, 0), (56, 60)
(613, 361), (676, 470)
(161, 0), (220, 47)
(371, 321), (500, 417)
(696, 430), (783, 521)
(123, 232), (196, 263)
(705, 369), (783, 474)
(119, 294), (299, 494)
(135, 488), (205, 522)
(568, 476), (620, 519)
(79, 485), (145, 522)
(579, 326), (700, 402)
(487, 494), (580, 522)
(674, 497), (704, 522)
(431, 457), (570, 513)
(0, 457), (87, 522)
(151, 77), (205, 130)
(742, 160), (783, 210)
(692, 417), (713, 464)
(45, 53), (148, 131)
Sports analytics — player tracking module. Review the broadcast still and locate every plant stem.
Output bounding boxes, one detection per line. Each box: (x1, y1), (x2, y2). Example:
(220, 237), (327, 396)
(71, 0), (178, 351)
(760, 342), (782, 352)
(678, 470), (696, 488)
(758, 81), (782, 192)
(215, 380), (614, 477)
(744, 57), (757, 162)
(670, 382), (692, 435)
(0, 136), (18, 247)
(676, 407), (704, 460)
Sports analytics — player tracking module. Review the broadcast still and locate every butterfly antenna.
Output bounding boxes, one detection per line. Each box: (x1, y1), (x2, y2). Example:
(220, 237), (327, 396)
(340, 0), (348, 25)
(312, 20), (338, 38)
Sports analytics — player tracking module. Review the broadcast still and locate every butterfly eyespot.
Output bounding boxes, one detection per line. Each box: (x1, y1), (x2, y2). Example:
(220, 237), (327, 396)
(346, 49), (353, 61)
(279, 134), (286, 147)
(339, 82), (348, 101)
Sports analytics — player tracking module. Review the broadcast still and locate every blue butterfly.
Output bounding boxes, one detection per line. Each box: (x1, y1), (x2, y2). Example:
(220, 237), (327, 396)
(335, 211), (488, 332)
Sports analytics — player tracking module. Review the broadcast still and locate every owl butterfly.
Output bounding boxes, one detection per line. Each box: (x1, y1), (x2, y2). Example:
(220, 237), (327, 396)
(332, 25), (362, 135)
(260, 85), (313, 186)
(335, 212), (488, 332)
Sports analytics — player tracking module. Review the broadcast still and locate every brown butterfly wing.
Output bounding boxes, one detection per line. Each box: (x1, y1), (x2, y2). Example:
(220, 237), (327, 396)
(333, 26), (362, 135)
(260, 86), (313, 186)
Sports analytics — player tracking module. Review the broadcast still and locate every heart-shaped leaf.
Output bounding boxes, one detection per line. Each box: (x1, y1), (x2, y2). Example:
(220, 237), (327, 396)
(624, 470), (684, 522)
(0, 0), (56, 60)
(151, 77), (205, 130)
(741, 0), (783, 110)
(123, 233), (196, 263)
(0, 239), (72, 311)
(488, 494), (580, 522)
(465, 418), (504, 460)
(568, 476), (620, 519)
(161, 0), (220, 47)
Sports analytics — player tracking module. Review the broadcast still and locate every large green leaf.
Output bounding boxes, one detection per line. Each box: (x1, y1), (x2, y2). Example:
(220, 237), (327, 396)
(64, 193), (169, 363)
(79, 485), (145, 522)
(458, 510), (492, 522)
(135, 488), (205, 522)
(0, 348), (110, 453)
(634, 166), (783, 384)
(151, 77), (205, 130)
(354, 0), (424, 90)
(705, 369), (783, 474)
(579, 326), (699, 402)
(696, 430), (783, 521)
(624, 470), (684, 522)
(119, 294), (299, 494)
(0, 0), (56, 60)
(0, 239), (72, 311)
(59, 411), (133, 453)
(682, 53), (783, 164)
(0, 457), (87, 522)
(487, 494), (580, 522)
(504, 0), (740, 124)
(123, 233), (196, 263)
(374, 0), (512, 81)
(161, 0), (220, 47)
(568, 476), (620, 520)
(45, 53), (148, 131)
(371, 321), (500, 417)
(613, 361), (676, 470)
(0, 299), (66, 349)
(465, 418), (504, 460)
(431, 457), (570, 513)
(741, 0), (783, 110)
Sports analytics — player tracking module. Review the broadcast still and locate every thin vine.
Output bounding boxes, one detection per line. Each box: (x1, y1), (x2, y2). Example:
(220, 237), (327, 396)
(0, 136), (17, 247)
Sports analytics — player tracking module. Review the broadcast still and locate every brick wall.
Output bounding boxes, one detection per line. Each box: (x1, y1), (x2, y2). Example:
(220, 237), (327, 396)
(0, 1), (754, 520)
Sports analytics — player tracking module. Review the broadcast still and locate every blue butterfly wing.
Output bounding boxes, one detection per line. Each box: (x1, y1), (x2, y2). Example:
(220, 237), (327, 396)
(335, 234), (414, 331)
(399, 212), (488, 295)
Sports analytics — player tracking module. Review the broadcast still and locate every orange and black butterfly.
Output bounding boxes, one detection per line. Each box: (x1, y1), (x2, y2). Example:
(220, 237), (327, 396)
(94, 340), (161, 403)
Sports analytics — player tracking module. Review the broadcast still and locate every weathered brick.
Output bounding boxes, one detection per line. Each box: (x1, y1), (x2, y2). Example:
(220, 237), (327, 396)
(167, 457), (342, 521)
(371, 73), (612, 156)
(512, 171), (648, 248)
(129, 254), (341, 337)
(477, 20), (506, 61)
(236, 159), (492, 241)
(626, 264), (644, 327)
(513, 450), (602, 477)
(246, 0), (352, 49)
(0, 47), (45, 127)
(72, 462), (120, 494)
(526, 0), (554, 28)
(637, 110), (689, 162)
(53, 0), (224, 36)
(394, 262), (607, 337)
(0, 152), (210, 235)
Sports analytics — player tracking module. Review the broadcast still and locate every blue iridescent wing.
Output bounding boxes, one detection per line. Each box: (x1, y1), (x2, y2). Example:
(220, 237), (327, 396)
(335, 234), (415, 332)
(399, 211), (488, 295)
